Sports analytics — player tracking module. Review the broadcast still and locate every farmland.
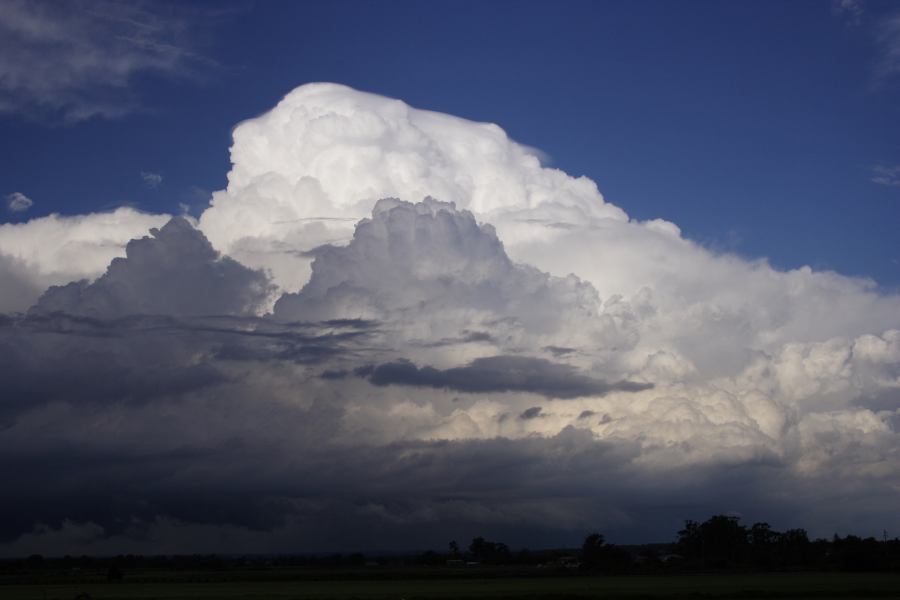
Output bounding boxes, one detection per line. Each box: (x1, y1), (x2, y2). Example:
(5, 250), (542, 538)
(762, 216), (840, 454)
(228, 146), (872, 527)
(3, 568), (900, 600)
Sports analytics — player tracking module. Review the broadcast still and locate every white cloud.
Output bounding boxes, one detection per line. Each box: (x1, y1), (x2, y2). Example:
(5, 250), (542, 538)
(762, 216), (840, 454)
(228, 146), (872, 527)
(198, 84), (899, 359)
(5, 191), (33, 212)
(871, 163), (900, 186)
(141, 171), (163, 188)
(0, 0), (212, 122)
(199, 83), (626, 292)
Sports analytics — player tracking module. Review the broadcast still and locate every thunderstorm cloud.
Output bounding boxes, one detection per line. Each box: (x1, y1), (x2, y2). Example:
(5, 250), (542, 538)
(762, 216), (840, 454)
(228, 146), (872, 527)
(0, 83), (898, 555)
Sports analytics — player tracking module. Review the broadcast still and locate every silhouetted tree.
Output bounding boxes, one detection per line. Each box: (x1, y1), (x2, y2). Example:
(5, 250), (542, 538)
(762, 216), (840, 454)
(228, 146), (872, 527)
(581, 532), (632, 573)
(468, 536), (511, 564)
(677, 515), (748, 567)
(778, 528), (810, 567)
(749, 522), (776, 567)
(581, 533), (606, 568)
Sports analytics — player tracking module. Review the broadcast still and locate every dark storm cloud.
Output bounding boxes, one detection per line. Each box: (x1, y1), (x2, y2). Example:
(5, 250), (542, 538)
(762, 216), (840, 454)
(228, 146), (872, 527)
(7, 419), (895, 554)
(520, 406), (543, 420)
(360, 355), (652, 399)
(544, 345), (577, 357)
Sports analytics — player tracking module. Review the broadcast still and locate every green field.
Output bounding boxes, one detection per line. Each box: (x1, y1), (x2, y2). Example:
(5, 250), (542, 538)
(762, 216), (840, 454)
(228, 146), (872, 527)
(4, 572), (900, 600)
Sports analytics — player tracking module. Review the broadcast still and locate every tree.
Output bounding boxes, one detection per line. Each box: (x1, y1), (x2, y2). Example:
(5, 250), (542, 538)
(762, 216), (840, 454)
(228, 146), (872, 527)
(581, 532), (632, 573)
(468, 536), (511, 564)
(581, 533), (606, 568)
(676, 515), (748, 567)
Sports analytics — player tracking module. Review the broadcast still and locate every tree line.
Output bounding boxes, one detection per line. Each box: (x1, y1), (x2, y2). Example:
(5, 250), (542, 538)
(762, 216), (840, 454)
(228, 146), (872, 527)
(5, 515), (900, 579)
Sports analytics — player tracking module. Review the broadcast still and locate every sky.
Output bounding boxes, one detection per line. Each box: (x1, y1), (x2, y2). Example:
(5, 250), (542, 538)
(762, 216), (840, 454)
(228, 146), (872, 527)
(0, 0), (899, 556)
(2, 0), (900, 285)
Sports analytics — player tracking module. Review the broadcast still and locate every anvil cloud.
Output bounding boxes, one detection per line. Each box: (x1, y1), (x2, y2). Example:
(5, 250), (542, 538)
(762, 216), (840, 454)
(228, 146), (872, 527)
(0, 84), (898, 555)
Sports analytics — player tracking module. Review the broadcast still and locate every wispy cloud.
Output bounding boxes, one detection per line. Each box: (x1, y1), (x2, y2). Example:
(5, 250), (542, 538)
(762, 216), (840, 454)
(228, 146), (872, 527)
(871, 164), (900, 187)
(0, 0), (218, 123)
(875, 10), (900, 84)
(5, 191), (33, 212)
(831, 2), (900, 86)
(141, 171), (163, 188)
(833, 0), (864, 27)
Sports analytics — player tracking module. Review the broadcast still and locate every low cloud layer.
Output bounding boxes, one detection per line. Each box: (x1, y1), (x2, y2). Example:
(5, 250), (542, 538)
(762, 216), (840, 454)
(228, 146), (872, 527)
(0, 85), (898, 555)
(357, 356), (650, 399)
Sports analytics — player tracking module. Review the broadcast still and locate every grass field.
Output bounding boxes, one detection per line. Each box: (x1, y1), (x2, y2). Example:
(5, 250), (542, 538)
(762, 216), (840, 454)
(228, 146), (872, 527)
(3, 572), (900, 600)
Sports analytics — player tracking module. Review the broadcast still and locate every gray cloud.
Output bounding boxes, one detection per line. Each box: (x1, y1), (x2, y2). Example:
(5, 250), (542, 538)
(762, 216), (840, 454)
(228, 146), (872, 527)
(360, 356), (652, 399)
(0, 253), (41, 313)
(5, 192), (33, 213)
(32, 217), (275, 318)
(141, 171), (163, 188)
(520, 406), (543, 420)
(274, 197), (637, 371)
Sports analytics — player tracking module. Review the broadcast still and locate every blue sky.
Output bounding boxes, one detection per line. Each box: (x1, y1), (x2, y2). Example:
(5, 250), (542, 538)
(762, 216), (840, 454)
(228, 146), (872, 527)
(2, 0), (899, 286)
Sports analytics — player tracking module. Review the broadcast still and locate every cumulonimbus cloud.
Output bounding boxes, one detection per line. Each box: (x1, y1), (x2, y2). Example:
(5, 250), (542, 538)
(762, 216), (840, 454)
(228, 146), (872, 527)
(0, 84), (898, 554)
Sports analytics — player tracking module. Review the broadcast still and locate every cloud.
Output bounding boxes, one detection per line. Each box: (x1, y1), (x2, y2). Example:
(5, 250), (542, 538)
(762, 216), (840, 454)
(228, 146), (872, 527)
(33, 217), (275, 318)
(519, 406), (543, 420)
(0, 252), (41, 313)
(273, 198), (634, 367)
(875, 10), (900, 83)
(141, 171), (163, 188)
(871, 164), (900, 186)
(833, 0), (864, 26)
(0, 0), (214, 122)
(5, 191), (32, 212)
(0, 207), (169, 312)
(0, 84), (899, 554)
(359, 356), (650, 399)
(199, 83), (626, 292)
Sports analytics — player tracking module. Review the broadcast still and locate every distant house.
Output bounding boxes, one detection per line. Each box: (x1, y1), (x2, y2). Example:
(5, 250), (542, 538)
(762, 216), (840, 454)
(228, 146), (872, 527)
(661, 554), (684, 563)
